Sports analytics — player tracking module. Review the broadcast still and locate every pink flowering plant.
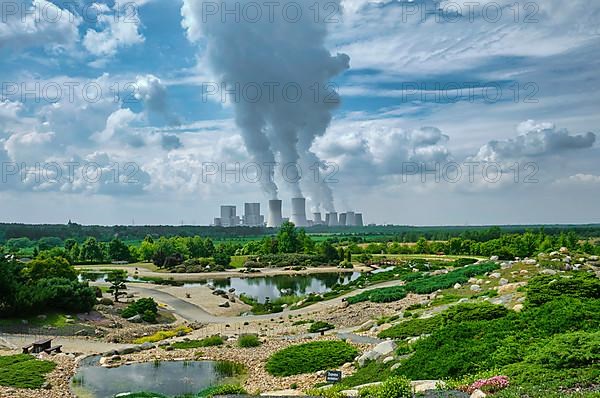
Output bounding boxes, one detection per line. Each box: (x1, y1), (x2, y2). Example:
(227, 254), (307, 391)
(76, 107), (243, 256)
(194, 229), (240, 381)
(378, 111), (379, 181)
(467, 375), (510, 394)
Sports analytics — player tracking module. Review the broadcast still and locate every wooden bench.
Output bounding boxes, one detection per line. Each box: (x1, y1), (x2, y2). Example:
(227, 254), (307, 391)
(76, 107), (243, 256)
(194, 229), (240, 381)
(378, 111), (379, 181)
(22, 344), (33, 354)
(43, 345), (62, 354)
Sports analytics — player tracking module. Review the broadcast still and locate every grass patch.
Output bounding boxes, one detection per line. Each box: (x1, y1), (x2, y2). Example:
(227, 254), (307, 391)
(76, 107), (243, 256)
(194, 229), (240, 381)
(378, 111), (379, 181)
(237, 334), (261, 348)
(308, 321), (335, 333)
(133, 326), (192, 344)
(0, 354), (56, 389)
(266, 340), (358, 376)
(338, 360), (393, 388)
(169, 335), (224, 349)
(378, 316), (443, 339)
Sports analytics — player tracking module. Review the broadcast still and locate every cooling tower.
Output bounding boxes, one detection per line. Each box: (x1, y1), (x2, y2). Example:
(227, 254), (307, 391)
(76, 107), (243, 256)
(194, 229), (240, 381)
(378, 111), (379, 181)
(355, 213), (364, 227)
(267, 199), (283, 227)
(339, 212), (347, 226)
(313, 212), (323, 224)
(243, 202), (262, 226)
(327, 212), (338, 226)
(290, 197), (308, 227)
(346, 211), (356, 226)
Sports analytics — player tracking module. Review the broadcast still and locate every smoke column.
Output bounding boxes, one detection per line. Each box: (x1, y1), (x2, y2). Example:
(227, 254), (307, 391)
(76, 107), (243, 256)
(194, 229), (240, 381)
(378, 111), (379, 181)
(182, 0), (349, 205)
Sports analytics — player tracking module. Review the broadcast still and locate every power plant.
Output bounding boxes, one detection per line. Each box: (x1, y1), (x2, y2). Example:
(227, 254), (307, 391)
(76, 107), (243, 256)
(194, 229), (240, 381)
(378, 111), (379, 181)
(290, 197), (308, 227)
(212, 198), (364, 228)
(267, 199), (283, 227)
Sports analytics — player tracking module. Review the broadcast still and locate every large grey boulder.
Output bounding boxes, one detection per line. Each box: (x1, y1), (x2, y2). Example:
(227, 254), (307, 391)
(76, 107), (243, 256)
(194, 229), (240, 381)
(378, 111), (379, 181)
(373, 340), (397, 356)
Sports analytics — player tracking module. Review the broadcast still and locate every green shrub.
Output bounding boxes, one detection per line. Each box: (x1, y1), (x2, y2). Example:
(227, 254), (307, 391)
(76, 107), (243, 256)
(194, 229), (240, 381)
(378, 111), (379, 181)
(405, 262), (500, 294)
(122, 297), (158, 322)
(378, 316), (442, 339)
(238, 334), (261, 348)
(266, 340), (359, 376)
(197, 384), (247, 397)
(525, 331), (600, 369)
(526, 273), (600, 307)
(309, 321), (335, 333)
(305, 385), (347, 398)
(0, 354), (56, 389)
(377, 376), (412, 398)
(169, 335), (224, 349)
(348, 286), (407, 304)
(441, 302), (509, 325)
(339, 360), (392, 388)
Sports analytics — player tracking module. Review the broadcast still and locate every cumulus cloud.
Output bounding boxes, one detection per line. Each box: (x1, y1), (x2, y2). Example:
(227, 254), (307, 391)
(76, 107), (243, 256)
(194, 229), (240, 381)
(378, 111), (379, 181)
(134, 74), (180, 125)
(472, 120), (596, 162)
(314, 118), (452, 184)
(0, 0), (81, 52)
(83, 2), (145, 60)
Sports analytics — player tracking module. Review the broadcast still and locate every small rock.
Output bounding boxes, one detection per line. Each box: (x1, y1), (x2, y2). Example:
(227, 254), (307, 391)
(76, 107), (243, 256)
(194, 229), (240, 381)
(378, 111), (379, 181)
(42, 382), (52, 390)
(470, 285), (481, 292)
(219, 302), (230, 308)
(382, 356), (395, 364)
(513, 304), (524, 312)
(391, 363), (401, 371)
(490, 256), (499, 261)
(541, 269), (557, 275)
(489, 272), (501, 279)
(458, 298), (469, 303)
(559, 247), (569, 254)
(471, 389), (487, 398)
(127, 314), (143, 323)
(453, 283), (461, 289)
(499, 278), (509, 286)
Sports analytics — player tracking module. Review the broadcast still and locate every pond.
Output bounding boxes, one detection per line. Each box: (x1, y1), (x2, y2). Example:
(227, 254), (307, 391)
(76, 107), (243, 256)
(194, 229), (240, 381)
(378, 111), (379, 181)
(71, 357), (243, 398)
(183, 271), (361, 302)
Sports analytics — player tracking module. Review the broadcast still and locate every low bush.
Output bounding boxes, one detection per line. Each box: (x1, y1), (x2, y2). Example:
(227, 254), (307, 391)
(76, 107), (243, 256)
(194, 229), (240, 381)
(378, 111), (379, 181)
(0, 354), (56, 389)
(347, 286), (407, 304)
(338, 360), (392, 388)
(309, 321), (335, 333)
(378, 316), (442, 339)
(526, 273), (600, 307)
(169, 335), (224, 349)
(525, 331), (600, 369)
(237, 334), (261, 348)
(197, 384), (247, 397)
(357, 376), (412, 398)
(441, 302), (509, 325)
(405, 262), (500, 294)
(121, 297), (158, 322)
(133, 326), (192, 344)
(266, 340), (358, 376)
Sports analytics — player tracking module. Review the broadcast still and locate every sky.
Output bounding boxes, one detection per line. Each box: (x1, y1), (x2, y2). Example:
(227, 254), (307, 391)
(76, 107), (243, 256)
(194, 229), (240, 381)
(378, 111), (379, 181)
(0, 0), (599, 226)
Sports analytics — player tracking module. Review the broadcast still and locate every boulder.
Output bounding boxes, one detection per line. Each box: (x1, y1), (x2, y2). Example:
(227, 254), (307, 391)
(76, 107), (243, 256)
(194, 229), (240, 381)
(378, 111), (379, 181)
(412, 380), (443, 392)
(140, 342), (155, 350)
(490, 256), (499, 261)
(540, 269), (557, 275)
(358, 320), (375, 331)
(489, 273), (501, 279)
(373, 340), (397, 356)
(340, 390), (359, 397)
(118, 347), (136, 355)
(382, 356), (395, 364)
(499, 278), (509, 286)
(513, 304), (524, 313)
(590, 255), (599, 261)
(470, 285), (481, 292)
(391, 363), (401, 371)
(219, 302), (231, 308)
(453, 283), (462, 289)
(357, 350), (381, 367)
(523, 259), (537, 265)
(470, 389), (487, 398)
(127, 314), (142, 323)
(559, 247), (569, 253)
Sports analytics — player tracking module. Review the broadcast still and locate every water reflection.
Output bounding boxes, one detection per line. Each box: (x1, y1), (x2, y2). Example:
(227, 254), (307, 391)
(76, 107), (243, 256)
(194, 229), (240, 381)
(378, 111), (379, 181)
(184, 272), (361, 302)
(72, 358), (241, 398)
